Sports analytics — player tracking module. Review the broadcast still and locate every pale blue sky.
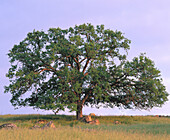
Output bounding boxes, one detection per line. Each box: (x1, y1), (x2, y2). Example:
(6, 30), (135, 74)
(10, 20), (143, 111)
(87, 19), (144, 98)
(0, 0), (170, 115)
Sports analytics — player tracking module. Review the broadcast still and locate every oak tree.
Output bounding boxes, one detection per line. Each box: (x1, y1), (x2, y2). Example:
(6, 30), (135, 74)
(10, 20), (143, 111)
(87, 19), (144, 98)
(5, 24), (168, 119)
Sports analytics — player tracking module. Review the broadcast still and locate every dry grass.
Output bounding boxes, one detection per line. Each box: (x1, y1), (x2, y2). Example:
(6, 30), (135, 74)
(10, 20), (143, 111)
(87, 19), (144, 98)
(0, 126), (169, 140)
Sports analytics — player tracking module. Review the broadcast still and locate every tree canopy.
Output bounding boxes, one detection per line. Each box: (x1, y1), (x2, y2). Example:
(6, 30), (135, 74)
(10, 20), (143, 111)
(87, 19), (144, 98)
(5, 23), (168, 119)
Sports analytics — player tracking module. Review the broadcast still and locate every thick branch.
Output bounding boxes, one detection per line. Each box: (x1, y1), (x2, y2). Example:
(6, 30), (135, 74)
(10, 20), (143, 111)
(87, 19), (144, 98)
(82, 59), (90, 73)
(73, 57), (80, 71)
(82, 93), (89, 105)
(81, 72), (88, 79)
(81, 89), (92, 105)
(35, 68), (51, 74)
(39, 59), (57, 73)
(80, 57), (87, 63)
(68, 57), (74, 68)
(73, 57), (78, 63)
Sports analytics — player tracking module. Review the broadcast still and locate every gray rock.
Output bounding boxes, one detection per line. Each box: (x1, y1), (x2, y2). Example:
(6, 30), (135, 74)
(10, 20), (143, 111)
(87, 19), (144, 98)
(41, 121), (56, 129)
(114, 121), (121, 124)
(89, 113), (95, 116)
(84, 116), (92, 123)
(88, 119), (100, 125)
(0, 123), (17, 129)
(36, 120), (48, 124)
(31, 125), (41, 129)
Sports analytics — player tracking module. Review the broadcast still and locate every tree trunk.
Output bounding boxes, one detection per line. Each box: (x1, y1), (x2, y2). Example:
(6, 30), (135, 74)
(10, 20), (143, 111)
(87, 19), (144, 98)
(76, 103), (83, 120)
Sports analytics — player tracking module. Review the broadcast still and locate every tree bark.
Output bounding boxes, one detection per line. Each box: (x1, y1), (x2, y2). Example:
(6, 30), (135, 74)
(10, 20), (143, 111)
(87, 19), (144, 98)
(76, 103), (83, 120)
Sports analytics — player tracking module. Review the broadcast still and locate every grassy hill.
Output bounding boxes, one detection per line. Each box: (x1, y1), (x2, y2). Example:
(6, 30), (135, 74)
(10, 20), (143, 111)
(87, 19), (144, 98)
(0, 114), (170, 140)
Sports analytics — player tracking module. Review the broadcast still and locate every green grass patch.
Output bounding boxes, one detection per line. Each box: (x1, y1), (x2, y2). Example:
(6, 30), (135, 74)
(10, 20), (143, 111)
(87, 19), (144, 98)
(80, 123), (170, 135)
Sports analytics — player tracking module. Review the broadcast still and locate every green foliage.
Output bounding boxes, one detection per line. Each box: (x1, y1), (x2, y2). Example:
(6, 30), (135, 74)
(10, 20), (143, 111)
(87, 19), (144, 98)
(5, 23), (168, 116)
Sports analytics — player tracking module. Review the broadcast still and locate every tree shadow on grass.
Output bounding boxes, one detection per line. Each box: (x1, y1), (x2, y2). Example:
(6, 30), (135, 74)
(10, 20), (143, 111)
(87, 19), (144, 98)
(0, 114), (76, 122)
